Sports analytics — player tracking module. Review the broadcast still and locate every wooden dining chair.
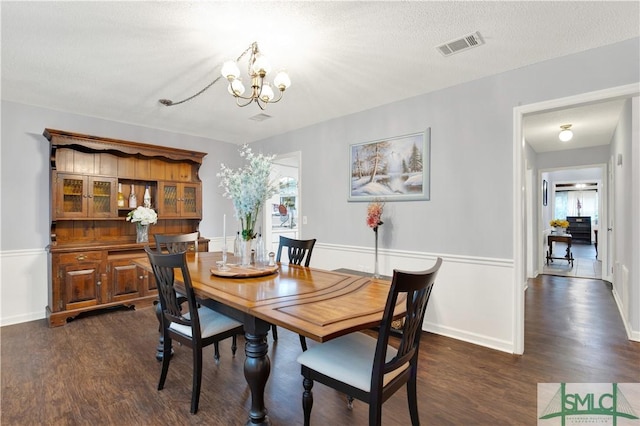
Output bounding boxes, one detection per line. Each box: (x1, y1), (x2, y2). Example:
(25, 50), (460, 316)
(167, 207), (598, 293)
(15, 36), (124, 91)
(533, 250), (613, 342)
(296, 257), (443, 426)
(273, 236), (317, 347)
(154, 231), (199, 254)
(145, 247), (245, 414)
(276, 235), (316, 267)
(153, 232), (241, 361)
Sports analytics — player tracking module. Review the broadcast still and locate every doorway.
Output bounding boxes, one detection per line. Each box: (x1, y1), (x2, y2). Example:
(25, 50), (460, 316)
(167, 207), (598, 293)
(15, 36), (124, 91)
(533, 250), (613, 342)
(539, 167), (604, 280)
(264, 151), (302, 255)
(513, 83), (639, 355)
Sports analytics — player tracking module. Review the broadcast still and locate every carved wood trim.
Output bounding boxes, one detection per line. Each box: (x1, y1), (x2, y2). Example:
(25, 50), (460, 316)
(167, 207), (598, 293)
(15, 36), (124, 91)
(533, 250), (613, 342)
(43, 128), (206, 164)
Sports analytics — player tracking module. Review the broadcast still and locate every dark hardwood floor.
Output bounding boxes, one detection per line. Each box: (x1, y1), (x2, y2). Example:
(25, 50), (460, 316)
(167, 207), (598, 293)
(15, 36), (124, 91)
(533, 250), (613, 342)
(2, 274), (638, 425)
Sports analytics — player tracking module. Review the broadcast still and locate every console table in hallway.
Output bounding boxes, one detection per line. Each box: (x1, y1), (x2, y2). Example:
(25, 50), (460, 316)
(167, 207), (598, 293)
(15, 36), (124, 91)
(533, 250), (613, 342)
(546, 234), (574, 267)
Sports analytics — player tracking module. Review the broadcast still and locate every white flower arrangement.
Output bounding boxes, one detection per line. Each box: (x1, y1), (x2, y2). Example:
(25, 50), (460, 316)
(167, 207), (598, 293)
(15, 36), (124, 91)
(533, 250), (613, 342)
(126, 206), (158, 225)
(217, 145), (278, 240)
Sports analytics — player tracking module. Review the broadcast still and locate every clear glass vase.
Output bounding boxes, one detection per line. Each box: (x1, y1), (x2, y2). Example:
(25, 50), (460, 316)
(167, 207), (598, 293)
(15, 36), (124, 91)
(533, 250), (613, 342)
(240, 239), (252, 267)
(136, 223), (149, 243)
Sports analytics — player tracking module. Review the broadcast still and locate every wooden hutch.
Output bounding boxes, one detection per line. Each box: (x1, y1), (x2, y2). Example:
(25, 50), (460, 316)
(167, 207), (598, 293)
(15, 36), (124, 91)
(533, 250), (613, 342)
(44, 129), (208, 326)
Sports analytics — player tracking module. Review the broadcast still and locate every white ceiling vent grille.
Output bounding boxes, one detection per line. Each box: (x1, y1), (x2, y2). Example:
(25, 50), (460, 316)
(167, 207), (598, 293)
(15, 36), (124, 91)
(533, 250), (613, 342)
(437, 31), (484, 57)
(249, 113), (272, 122)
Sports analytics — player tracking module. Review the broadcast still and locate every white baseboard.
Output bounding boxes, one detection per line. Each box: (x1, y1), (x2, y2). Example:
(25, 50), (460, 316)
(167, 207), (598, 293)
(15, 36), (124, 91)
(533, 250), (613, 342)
(611, 286), (639, 342)
(424, 321), (514, 353)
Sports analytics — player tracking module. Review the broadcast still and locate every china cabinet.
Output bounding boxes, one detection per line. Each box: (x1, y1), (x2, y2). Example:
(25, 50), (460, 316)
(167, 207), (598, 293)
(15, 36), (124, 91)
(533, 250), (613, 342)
(44, 129), (208, 326)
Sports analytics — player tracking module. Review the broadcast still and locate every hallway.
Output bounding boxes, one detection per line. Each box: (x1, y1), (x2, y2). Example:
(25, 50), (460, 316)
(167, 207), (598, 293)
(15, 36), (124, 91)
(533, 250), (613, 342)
(543, 241), (602, 279)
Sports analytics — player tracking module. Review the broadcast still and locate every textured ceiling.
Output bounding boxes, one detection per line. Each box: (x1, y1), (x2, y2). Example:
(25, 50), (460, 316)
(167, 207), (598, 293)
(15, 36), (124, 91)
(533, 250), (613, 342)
(2, 1), (639, 146)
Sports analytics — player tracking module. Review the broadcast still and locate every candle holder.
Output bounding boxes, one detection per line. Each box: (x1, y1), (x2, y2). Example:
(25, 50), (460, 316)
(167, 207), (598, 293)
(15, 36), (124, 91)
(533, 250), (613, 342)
(218, 244), (230, 271)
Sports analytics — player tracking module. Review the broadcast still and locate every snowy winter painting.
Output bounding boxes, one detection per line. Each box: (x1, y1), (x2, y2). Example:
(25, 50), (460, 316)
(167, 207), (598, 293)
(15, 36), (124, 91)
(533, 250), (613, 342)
(349, 129), (430, 202)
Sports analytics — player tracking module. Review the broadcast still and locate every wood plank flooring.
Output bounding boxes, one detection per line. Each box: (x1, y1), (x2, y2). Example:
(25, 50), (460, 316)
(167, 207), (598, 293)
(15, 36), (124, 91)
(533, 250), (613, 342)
(1, 274), (638, 425)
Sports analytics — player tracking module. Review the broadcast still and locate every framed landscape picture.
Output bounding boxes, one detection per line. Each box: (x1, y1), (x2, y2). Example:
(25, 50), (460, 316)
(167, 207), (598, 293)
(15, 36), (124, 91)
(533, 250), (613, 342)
(348, 128), (430, 202)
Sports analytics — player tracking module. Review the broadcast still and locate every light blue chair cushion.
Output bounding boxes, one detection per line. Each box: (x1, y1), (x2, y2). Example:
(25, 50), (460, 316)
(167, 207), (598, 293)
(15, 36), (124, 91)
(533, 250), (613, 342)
(170, 307), (243, 338)
(297, 332), (408, 392)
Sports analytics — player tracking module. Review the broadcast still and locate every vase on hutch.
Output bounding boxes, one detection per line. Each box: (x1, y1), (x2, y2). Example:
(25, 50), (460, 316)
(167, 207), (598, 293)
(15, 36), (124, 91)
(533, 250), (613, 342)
(136, 223), (149, 243)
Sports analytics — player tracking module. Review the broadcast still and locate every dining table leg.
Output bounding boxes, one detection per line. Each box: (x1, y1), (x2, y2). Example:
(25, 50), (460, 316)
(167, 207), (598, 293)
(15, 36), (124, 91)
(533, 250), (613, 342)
(243, 315), (272, 425)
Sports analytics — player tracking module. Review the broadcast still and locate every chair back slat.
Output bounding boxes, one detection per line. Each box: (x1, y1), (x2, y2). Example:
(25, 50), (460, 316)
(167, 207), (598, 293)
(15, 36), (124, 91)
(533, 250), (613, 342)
(373, 258), (442, 386)
(276, 236), (316, 266)
(154, 232), (199, 254)
(145, 247), (201, 335)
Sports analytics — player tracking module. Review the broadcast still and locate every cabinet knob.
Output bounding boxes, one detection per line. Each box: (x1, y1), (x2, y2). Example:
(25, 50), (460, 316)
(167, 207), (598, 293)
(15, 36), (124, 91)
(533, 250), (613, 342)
(139, 275), (144, 280)
(76, 255), (86, 261)
(97, 281), (101, 286)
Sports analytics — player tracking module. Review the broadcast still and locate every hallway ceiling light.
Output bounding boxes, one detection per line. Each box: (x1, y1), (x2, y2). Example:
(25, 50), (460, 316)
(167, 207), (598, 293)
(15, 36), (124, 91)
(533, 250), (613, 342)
(558, 124), (573, 142)
(159, 41), (290, 111)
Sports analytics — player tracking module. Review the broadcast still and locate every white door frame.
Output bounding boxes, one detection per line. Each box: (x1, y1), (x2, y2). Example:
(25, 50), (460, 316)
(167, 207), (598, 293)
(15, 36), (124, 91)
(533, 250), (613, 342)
(513, 83), (639, 354)
(264, 151), (302, 253)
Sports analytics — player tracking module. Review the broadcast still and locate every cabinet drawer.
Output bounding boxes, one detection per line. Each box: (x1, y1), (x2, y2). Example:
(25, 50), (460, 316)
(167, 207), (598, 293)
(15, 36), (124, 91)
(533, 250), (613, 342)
(57, 251), (104, 264)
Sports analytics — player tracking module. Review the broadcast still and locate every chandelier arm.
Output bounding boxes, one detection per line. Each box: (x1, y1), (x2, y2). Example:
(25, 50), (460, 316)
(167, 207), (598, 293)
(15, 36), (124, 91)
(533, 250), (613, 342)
(236, 96), (255, 108)
(232, 92), (260, 102)
(266, 91), (285, 104)
(255, 98), (266, 111)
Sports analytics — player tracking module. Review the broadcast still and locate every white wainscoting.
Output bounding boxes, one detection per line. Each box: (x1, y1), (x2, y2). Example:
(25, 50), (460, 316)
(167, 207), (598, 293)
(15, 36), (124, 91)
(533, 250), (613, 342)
(1, 249), (49, 326)
(2, 243), (519, 353)
(311, 243), (517, 353)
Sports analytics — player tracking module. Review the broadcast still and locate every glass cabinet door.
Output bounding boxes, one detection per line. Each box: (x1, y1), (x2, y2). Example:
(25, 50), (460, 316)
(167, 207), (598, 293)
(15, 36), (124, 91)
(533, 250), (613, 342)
(88, 177), (117, 217)
(181, 184), (200, 217)
(55, 173), (87, 218)
(159, 182), (179, 217)
(158, 182), (201, 218)
(54, 173), (117, 218)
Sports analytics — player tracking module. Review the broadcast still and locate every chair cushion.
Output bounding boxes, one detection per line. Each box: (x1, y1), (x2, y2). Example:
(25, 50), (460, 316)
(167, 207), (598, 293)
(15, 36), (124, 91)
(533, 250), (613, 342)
(169, 307), (242, 338)
(296, 332), (408, 392)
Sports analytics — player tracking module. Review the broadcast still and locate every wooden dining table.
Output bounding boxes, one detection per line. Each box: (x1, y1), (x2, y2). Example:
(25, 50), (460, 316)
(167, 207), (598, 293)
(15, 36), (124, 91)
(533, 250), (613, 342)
(134, 251), (404, 425)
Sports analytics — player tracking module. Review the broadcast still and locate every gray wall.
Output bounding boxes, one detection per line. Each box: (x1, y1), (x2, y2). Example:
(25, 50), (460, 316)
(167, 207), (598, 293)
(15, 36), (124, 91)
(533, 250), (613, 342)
(252, 38), (640, 259)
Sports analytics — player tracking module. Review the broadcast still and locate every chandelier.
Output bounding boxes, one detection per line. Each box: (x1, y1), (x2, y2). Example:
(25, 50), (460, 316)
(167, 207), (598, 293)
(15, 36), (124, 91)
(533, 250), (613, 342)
(159, 42), (290, 110)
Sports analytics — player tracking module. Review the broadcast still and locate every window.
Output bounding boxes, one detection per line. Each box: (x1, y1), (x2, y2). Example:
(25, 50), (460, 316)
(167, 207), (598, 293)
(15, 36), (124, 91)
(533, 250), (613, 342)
(554, 189), (598, 224)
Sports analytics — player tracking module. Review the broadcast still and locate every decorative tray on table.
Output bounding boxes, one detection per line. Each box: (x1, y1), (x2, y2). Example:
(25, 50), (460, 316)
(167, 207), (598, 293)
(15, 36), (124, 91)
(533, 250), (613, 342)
(210, 264), (279, 278)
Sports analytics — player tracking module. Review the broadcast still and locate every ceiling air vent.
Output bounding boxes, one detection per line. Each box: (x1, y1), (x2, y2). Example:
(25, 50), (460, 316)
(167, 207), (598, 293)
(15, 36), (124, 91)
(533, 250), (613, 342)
(249, 113), (272, 122)
(437, 31), (484, 57)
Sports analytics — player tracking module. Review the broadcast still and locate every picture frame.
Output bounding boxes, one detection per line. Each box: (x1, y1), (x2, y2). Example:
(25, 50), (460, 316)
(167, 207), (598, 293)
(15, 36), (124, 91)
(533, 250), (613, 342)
(542, 179), (548, 206)
(348, 129), (430, 202)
